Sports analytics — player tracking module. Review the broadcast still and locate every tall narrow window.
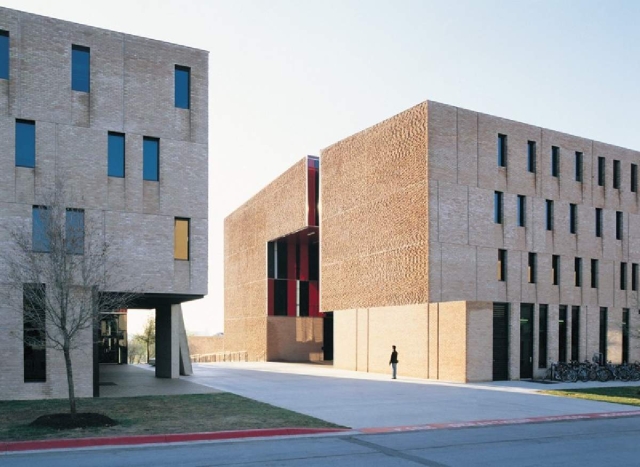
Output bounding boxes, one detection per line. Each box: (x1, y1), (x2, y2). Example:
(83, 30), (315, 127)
(571, 306), (580, 362)
(71, 45), (90, 92)
(623, 309), (630, 364)
(551, 146), (560, 177)
(32, 206), (50, 253)
(23, 283), (46, 382)
(497, 249), (507, 281)
(517, 195), (526, 227)
(613, 160), (621, 189)
(591, 259), (599, 289)
(599, 307), (608, 364)
(174, 218), (190, 260)
(143, 137), (159, 181)
(527, 141), (536, 173)
(494, 191), (503, 224)
(598, 157), (605, 186)
(175, 65), (191, 109)
(595, 208), (603, 238)
(574, 257), (582, 287)
(65, 209), (84, 255)
(632, 164), (638, 193)
(620, 262), (627, 290)
(569, 203), (577, 234)
(552, 255), (560, 286)
(575, 151), (583, 182)
(559, 305), (567, 363)
(538, 305), (548, 368)
(528, 252), (537, 284)
(0, 30), (8, 80)
(545, 199), (554, 231)
(108, 132), (125, 178)
(616, 211), (623, 240)
(16, 120), (36, 168)
(632, 263), (638, 291)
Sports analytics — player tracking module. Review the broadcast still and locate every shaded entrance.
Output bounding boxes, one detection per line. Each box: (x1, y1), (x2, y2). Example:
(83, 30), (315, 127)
(520, 304), (533, 379)
(99, 311), (128, 364)
(493, 302), (509, 381)
(323, 312), (334, 361)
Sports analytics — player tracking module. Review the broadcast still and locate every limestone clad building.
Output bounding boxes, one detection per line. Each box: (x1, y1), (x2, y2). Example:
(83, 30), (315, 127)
(0, 8), (208, 399)
(224, 100), (640, 382)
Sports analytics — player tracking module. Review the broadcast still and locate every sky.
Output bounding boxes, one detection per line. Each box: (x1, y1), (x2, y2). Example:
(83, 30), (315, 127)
(4, 0), (640, 336)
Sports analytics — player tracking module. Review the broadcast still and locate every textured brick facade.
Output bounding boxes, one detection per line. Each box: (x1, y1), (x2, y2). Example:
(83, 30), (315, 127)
(0, 8), (208, 399)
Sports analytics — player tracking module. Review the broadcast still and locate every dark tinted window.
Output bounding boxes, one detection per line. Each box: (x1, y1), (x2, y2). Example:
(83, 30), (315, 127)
(517, 195), (526, 227)
(0, 30), (8, 80)
(551, 146), (559, 177)
(538, 305), (548, 368)
(32, 206), (50, 253)
(575, 152), (583, 182)
(527, 141), (536, 173)
(494, 191), (503, 224)
(108, 132), (125, 177)
(497, 134), (507, 167)
(175, 65), (190, 109)
(23, 283), (46, 382)
(613, 160), (621, 189)
(569, 204), (577, 234)
(16, 120), (36, 168)
(71, 45), (90, 92)
(598, 157), (605, 186)
(143, 137), (159, 181)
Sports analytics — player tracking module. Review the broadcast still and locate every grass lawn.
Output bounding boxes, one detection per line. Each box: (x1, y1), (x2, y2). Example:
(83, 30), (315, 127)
(0, 393), (345, 442)
(543, 386), (640, 407)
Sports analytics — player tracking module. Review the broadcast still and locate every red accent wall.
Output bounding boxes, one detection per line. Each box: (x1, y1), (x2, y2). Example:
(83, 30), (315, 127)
(309, 281), (319, 317)
(287, 280), (297, 316)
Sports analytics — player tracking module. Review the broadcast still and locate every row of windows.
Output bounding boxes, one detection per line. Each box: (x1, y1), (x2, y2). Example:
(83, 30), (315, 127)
(16, 120), (161, 181)
(0, 30), (191, 109)
(494, 192), (625, 240)
(498, 250), (639, 290)
(497, 134), (639, 192)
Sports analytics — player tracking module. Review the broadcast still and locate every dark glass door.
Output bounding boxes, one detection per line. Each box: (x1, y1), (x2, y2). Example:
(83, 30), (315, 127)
(493, 303), (509, 381)
(520, 304), (534, 379)
(323, 312), (334, 361)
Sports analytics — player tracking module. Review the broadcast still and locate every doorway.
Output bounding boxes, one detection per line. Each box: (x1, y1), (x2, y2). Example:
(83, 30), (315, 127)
(520, 304), (534, 379)
(493, 303), (509, 381)
(323, 312), (333, 361)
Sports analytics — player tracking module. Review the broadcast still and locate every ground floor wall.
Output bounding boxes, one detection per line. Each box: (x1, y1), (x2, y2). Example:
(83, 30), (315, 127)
(266, 316), (323, 361)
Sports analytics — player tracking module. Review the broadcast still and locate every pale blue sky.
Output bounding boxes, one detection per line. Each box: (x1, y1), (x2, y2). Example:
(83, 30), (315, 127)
(4, 0), (640, 334)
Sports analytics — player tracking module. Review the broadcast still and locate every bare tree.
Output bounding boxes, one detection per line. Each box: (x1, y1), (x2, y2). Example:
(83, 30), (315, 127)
(2, 183), (137, 415)
(135, 316), (156, 363)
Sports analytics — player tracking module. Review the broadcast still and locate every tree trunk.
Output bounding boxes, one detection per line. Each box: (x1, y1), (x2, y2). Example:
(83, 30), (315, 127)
(63, 345), (77, 415)
(146, 341), (150, 363)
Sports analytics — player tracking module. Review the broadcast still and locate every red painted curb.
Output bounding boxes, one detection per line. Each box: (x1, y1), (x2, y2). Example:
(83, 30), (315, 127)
(360, 410), (640, 434)
(0, 427), (350, 453)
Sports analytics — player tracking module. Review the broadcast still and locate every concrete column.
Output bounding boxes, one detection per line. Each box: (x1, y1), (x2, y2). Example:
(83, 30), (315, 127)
(178, 305), (193, 376)
(156, 304), (179, 378)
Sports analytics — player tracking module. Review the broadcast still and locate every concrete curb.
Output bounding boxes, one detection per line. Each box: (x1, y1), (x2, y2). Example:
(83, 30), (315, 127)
(0, 427), (350, 453)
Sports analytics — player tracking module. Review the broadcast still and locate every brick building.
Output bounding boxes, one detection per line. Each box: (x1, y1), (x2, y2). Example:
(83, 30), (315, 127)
(0, 7), (208, 399)
(223, 100), (640, 382)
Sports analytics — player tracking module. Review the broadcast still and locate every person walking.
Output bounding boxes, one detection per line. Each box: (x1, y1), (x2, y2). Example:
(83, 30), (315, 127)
(389, 345), (398, 379)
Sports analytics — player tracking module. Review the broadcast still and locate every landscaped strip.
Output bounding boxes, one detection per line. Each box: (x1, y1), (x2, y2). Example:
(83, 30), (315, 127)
(542, 386), (640, 407)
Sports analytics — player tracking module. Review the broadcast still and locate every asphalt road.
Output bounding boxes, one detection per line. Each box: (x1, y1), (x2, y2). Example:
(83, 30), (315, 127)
(4, 417), (640, 466)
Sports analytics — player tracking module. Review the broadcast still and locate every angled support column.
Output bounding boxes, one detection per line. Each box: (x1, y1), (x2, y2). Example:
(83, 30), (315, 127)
(155, 304), (179, 378)
(178, 304), (193, 376)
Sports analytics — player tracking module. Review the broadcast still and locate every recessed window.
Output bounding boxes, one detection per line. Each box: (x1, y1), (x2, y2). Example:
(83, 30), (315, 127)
(591, 259), (599, 289)
(517, 195), (526, 227)
(497, 249), (507, 281)
(621, 262), (627, 290)
(616, 211), (623, 240)
(552, 255), (560, 286)
(174, 218), (190, 260)
(23, 283), (46, 382)
(598, 157), (605, 186)
(527, 141), (537, 173)
(528, 252), (537, 284)
(551, 146), (560, 177)
(595, 208), (602, 238)
(16, 119), (36, 168)
(65, 209), (84, 255)
(494, 191), (503, 224)
(545, 199), (554, 231)
(613, 160), (621, 189)
(632, 164), (638, 193)
(569, 203), (577, 234)
(497, 134), (507, 167)
(0, 30), (8, 80)
(633, 263), (638, 291)
(108, 132), (125, 178)
(175, 65), (191, 109)
(32, 206), (50, 253)
(71, 45), (90, 92)
(574, 257), (582, 287)
(143, 137), (159, 181)
(575, 152), (583, 182)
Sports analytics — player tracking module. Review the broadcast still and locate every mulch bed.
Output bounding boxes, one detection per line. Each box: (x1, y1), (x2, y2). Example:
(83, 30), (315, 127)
(29, 413), (117, 430)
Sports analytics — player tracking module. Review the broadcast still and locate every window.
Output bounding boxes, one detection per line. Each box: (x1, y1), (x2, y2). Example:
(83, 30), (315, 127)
(571, 306), (580, 362)
(143, 137), (159, 181)
(545, 199), (554, 231)
(538, 304), (548, 368)
(497, 249), (507, 281)
(621, 262), (627, 290)
(527, 141), (536, 173)
(497, 134), (507, 167)
(23, 283), (46, 382)
(575, 152), (583, 182)
(174, 218), (190, 260)
(552, 255), (560, 286)
(551, 146), (560, 177)
(494, 191), (503, 224)
(559, 305), (567, 363)
(71, 45), (90, 92)
(528, 252), (537, 283)
(574, 257), (582, 287)
(569, 203), (577, 234)
(65, 209), (84, 255)
(591, 259), (599, 289)
(633, 263), (638, 291)
(613, 160), (621, 189)
(517, 195), (526, 227)
(599, 307), (608, 364)
(594, 208), (602, 237)
(623, 309), (630, 364)
(16, 119), (36, 168)
(597, 157), (605, 186)
(32, 206), (50, 253)
(0, 30), (8, 80)
(175, 65), (191, 109)
(632, 164), (638, 193)
(108, 132), (125, 178)
(616, 211), (623, 240)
